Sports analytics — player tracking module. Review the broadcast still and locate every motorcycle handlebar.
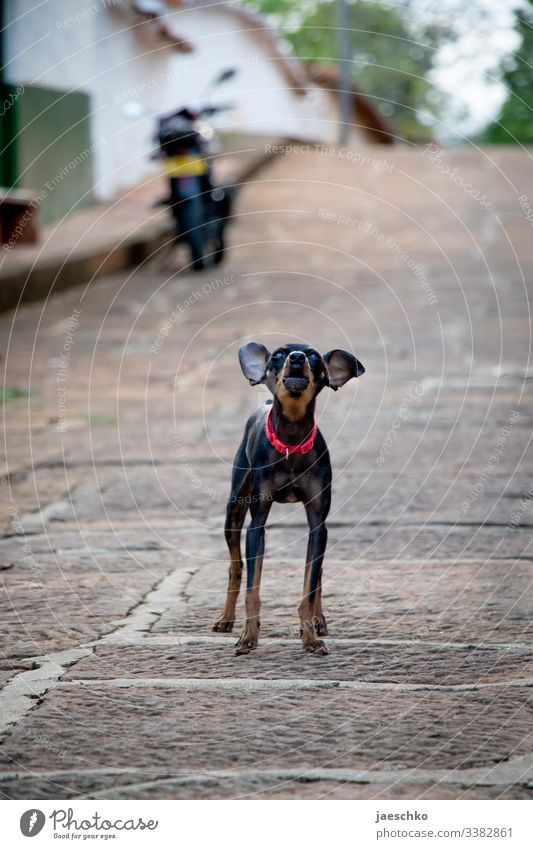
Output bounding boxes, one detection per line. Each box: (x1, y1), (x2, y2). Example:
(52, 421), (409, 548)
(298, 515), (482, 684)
(199, 102), (235, 117)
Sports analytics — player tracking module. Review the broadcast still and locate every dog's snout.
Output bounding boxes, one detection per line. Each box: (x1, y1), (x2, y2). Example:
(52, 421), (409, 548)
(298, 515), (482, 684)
(288, 351), (306, 366)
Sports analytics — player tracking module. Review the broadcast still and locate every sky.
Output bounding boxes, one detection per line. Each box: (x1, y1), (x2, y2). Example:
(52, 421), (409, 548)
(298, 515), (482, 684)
(144, 0), (526, 141)
(425, 0), (524, 141)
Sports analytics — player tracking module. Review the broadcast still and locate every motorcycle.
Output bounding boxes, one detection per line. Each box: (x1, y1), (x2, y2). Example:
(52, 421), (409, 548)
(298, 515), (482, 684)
(154, 68), (237, 271)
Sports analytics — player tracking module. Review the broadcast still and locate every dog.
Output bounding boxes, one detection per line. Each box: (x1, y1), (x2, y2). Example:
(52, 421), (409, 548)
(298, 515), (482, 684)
(212, 342), (365, 655)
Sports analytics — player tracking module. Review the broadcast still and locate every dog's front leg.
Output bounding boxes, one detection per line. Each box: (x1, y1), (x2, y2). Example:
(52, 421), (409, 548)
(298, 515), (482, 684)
(299, 503), (329, 655)
(235, 496), (272, 655)
(213, 456), (250, 633)
(313, 574), (328, 637)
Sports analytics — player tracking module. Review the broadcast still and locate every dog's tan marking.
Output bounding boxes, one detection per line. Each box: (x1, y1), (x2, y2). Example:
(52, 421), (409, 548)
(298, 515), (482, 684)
(298, 564), (329, 655)
(313, 586), (328, 636)
(212, 541), (242, 633)
(268, 358), (316, 422)
(235, 562), (262, 655)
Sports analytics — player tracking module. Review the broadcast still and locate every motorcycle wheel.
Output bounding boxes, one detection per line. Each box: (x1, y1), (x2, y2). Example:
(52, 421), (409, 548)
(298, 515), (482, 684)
(177, 196), (206, 271)
(213, 222), (226, 265)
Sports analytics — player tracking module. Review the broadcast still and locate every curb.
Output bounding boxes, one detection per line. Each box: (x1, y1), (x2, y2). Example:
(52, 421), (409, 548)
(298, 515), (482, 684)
(0, 145), (280, 313)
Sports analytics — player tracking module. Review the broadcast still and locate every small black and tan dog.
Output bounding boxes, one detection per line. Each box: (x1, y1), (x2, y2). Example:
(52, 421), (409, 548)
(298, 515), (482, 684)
(213, 342), (365, 655)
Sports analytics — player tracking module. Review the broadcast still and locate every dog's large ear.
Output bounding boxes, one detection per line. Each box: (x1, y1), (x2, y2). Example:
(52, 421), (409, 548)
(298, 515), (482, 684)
(238, 342), (270, 385)
(324, 349), (365, 390)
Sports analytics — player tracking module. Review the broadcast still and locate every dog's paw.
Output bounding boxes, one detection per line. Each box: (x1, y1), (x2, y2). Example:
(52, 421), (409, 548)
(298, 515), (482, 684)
(305, 639), (329, 656)
(234, 635), (258, 655)
(315, 619), (329, 637)
(212, 617), (234, 633)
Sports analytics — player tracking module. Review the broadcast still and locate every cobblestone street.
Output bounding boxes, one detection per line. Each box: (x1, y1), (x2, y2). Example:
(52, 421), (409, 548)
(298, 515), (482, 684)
(1, 147), (532, 799)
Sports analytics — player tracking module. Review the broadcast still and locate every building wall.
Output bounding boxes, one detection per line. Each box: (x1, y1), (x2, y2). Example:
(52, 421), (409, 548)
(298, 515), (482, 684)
(318, 88), (371, 148)
(4, 0), (366, 219)
(161, 6), (327, 139)
(5, 0), (167, 203)
(15, 85), (93, 225)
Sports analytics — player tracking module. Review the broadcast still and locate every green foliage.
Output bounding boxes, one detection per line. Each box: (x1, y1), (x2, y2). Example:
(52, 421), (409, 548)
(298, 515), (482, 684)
(81, 414), (118, 428)
(480, 1), (533, 143)
(0, 387), (27, 405)
(243, 0), (453, 142)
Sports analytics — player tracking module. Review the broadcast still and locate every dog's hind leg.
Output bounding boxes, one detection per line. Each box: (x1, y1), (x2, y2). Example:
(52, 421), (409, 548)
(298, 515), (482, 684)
(212, 441), (250, 633)
(235, 492), (273, 655)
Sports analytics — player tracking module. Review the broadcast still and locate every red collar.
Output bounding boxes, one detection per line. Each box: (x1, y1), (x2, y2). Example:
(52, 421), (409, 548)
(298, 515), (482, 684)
(265, 408), (317, 459)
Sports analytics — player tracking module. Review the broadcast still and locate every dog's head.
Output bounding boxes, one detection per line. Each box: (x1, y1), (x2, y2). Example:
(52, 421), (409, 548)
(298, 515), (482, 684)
(238, 342), (364, 418)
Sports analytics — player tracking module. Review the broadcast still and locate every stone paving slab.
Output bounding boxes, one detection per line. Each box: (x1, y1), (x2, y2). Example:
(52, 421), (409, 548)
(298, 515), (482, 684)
(260, 524), (533, 563)
(0, 528), (220, 561)
(99, 778), (533, 801)
(1, 550), (181, 576)
(1, 147), (532, 799)
(1, 685), (531, 777)
(61, 643), (533, 686)
(1, 520), (530, 562)
(10, 465), (531, 529)
(5, 390), (528, 479)
(1, 774), (531, 801)
(0, 551), (181, 671)
(0, 665), (31, 691)
(0, 771), (161, 801)
(153, 557), (533, 645)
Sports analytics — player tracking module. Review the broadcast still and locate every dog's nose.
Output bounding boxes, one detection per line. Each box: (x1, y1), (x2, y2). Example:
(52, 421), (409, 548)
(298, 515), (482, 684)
(288, 351), (306, 366)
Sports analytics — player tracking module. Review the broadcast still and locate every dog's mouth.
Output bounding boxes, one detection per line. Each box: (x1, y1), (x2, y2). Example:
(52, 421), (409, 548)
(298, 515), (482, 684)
(282, 375), (309, 395)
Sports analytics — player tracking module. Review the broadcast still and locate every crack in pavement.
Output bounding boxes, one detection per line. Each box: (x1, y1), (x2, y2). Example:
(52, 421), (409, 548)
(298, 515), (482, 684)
(0, 526), (530, 793)
(0, 566), (196, 738)
(98, 567), (196, 642)
(0, 648), (93, 738)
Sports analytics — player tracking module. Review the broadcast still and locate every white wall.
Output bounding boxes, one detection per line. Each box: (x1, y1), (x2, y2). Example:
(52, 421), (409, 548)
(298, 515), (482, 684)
(161, 6), (330, 140)
(318, 87), (369, 148)
(4, 1), (343, 200)
(6, 0), (169, 198)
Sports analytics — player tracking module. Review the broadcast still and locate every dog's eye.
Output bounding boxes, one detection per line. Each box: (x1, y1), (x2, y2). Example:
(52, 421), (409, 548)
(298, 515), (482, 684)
(270, 352), (285, 369)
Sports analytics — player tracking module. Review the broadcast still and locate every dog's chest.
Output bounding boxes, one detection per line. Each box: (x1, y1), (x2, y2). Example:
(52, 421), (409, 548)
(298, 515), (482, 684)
(274, 487), (300, 503)
(271, 466), (306, 503)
